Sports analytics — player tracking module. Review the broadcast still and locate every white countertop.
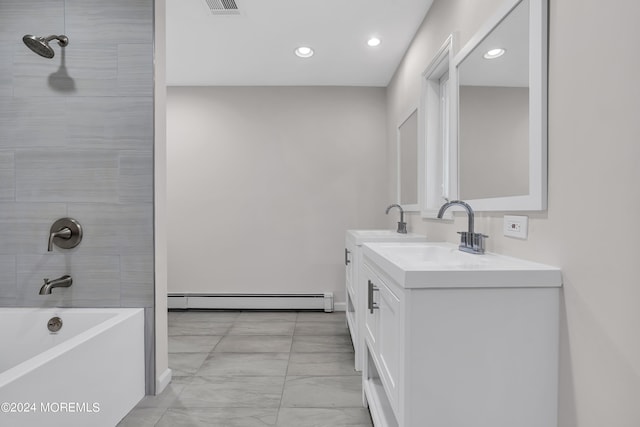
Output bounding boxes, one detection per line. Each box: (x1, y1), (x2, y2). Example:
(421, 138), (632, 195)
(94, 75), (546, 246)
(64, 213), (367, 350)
(346, 229), (427, 246)
(362, 242), (562, 289)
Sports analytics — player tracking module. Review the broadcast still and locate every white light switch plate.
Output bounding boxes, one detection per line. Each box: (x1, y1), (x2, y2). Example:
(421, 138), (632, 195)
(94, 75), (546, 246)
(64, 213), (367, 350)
(504, 215), (528, 239)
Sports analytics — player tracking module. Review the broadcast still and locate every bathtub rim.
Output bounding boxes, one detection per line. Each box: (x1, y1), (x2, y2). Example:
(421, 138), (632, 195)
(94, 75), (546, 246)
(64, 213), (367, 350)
(0, 307), (144, 389)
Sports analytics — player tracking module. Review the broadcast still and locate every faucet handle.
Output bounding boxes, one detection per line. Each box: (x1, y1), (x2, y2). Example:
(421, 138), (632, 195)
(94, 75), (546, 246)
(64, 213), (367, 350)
(48, 218), (82, 252)
(457, 231), (488, 254)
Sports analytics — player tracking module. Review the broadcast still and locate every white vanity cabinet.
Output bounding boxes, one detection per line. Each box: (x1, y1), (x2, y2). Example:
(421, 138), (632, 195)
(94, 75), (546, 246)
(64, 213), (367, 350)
(363, 264), (402, 414)
(361, 242), (562, 427)
(345, 231), (427, 372)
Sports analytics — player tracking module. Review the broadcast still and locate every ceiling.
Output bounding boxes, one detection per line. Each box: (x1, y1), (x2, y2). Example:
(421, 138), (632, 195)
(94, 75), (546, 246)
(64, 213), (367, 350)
(458, 0), (529, 87)
(166, 0), (434, 87)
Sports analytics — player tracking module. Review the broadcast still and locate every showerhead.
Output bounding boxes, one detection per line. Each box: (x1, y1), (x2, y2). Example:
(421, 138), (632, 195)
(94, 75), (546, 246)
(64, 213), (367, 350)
(22, 34), (69, 59)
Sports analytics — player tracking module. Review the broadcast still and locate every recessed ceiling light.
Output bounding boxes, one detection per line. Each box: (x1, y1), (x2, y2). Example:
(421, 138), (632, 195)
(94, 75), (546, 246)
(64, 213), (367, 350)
(483, 48), (506, 59)
(367, 37), (381, 47)
(294, 46), (314, 58)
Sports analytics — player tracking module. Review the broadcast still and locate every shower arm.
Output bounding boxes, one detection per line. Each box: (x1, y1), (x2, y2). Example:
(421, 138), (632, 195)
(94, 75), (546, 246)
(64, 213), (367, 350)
(44, 35), (69, 47)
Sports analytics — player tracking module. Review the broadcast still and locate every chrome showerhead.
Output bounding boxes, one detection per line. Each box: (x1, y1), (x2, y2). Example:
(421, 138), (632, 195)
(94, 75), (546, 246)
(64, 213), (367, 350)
(22, 34), (69, 59)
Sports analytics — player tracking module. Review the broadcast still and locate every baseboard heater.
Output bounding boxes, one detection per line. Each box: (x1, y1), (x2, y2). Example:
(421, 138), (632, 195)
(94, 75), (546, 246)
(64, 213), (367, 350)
(168, 293), (334, 312)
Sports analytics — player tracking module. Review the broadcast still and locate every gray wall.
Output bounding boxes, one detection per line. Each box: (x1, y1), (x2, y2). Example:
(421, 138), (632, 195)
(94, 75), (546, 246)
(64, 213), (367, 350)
(167, 86), (388, 304)
(458, 85), (529, 200)
(0, 1), (154, 310)
(387, 0), (640, 425)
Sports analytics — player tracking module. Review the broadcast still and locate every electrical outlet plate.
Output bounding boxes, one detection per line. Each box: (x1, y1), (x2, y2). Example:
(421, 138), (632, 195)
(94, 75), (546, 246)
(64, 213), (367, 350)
(504, 215), (528, 239)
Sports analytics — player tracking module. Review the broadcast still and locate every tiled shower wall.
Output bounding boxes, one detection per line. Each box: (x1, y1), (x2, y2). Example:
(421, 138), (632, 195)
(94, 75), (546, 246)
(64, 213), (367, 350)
(0, 1), (154, 311)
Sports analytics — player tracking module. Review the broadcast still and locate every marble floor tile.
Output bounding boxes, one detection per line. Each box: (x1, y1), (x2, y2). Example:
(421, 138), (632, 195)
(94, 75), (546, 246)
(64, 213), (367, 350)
(281, 376), (363, 408)
(169, 335), (223, 353)
(228, 321), (296, 336)
(168, 322), (233, 336)
(156, 407), (278, 427)
(291, 335), (354, 353)
(169, 310), (241, 323)
(197, 352), (290, 377)
(174, 376), (285, 408)
(276, 408), (372, 427)
(123, 310), (368, 424)
(287, 352), (358, 376)
(237, 311), (298, 322)
(296, 312), (347, 323)
(294, 321), (349, 336)
(168, 353), (209, 376)
(117, 407), (167, 426)
(213, 335), (293, 353)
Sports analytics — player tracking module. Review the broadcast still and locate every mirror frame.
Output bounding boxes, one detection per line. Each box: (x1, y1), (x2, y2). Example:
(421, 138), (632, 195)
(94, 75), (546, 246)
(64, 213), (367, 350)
(452, 0), (548, 211)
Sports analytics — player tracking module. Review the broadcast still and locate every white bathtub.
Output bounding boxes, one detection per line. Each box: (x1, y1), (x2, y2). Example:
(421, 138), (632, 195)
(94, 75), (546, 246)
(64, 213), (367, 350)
(0, 308), (145, 427)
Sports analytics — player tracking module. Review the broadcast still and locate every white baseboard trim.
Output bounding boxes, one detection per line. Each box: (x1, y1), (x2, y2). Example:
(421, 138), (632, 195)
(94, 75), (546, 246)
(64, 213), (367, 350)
(168, 293), (335, 312)
(155, 368), (172, 395)
(333, 302), (346, 312)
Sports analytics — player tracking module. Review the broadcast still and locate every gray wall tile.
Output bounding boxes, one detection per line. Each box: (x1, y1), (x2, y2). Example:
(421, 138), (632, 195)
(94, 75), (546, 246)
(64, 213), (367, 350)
(0, 202), (69, 254)
(66, 203), (153, 253)
(0, 1), (64, 40)
(119, 151), (153, 203)
(0, 150), (15, 200)
(65, 0), (153, 44)
(0, 43), (14, 96)
(15, 149), (119, 202)
(0, 201), (67, 222)
(13, 43), (119, 97)
(0, 150), (14, 169)
(65, 97), (153, 150)
(0, 255), (17, 299)
(121, 252), (154, 283)
(108, 97), (154, 149)
(17, 254), (121, 306)
(0, 98), (67, 148)
(118, 44), (153, 97)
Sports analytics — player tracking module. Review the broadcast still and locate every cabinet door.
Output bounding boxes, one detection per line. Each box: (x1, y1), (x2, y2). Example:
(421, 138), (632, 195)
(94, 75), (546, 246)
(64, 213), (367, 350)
(363, 265), (378, 350)
(377, 279), (401, 412)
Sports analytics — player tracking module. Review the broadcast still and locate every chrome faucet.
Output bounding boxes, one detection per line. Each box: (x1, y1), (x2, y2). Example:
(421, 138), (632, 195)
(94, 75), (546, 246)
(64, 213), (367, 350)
(386, 204), (407, 234)
(39, 275), (72, 295)
(437, 200), (488, 254)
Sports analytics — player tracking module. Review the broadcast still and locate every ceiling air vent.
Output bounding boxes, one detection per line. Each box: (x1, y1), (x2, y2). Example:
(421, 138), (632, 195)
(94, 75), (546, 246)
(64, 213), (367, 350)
(205, 0), (240, 15)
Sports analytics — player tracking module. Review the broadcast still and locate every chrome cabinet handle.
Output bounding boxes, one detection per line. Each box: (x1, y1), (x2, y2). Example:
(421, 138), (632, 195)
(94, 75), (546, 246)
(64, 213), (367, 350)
(368, 280), (379, 313)
(345, 248), (351, 265)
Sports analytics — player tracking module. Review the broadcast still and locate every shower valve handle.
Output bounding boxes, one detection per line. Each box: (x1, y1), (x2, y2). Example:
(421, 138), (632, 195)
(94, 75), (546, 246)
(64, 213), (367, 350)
(48, 227), (72, 251)
(47, 218), (83, 252)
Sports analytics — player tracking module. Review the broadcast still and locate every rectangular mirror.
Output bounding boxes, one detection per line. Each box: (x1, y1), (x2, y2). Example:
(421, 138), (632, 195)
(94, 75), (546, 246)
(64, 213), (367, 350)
(453, 0), (548, 211)
(397, 108), (419, 210)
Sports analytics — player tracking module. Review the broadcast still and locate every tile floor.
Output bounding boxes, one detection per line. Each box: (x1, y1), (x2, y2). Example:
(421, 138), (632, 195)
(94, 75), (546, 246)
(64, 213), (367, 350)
(118, 310), (373, 427)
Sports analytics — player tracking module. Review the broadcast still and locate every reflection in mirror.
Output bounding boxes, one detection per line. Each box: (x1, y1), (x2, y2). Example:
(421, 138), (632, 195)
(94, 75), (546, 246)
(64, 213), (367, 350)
(398, 109), (418, 209)
(420, 34), (455, 219)
(454, 0), (548, 211)
(459, 0), (529, 200)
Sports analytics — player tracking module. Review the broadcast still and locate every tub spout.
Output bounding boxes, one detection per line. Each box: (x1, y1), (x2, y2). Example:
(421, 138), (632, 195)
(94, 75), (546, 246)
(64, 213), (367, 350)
(39, 275), (72, 295)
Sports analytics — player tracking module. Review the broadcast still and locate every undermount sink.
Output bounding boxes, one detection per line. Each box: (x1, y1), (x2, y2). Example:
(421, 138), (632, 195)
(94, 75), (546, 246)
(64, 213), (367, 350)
(362, 242), (562, 288)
